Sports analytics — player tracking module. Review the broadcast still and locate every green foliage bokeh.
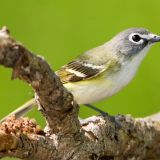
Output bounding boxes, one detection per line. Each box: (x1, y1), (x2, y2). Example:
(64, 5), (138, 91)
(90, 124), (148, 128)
(0, 1), (160, 159)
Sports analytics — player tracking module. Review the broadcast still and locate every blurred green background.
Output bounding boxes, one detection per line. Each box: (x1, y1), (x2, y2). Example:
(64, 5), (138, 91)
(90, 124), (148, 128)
(0, 0), (160, 159)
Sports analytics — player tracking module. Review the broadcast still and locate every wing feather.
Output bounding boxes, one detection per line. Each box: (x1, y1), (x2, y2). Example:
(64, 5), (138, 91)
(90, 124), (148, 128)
(56, 61), (105, 84)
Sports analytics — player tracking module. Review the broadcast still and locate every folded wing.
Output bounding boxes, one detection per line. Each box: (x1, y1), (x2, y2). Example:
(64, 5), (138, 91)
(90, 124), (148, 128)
(56, 60), (106, 84)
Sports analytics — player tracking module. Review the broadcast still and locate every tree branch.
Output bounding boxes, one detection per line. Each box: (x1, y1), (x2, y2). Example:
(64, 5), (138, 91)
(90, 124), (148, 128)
(0, 27), (80, 134)
(0, 27), (160, 159)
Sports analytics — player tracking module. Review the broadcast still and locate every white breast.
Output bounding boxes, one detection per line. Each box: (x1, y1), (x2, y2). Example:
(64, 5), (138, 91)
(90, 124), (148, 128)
(107, 45), (151, 95)
(65, 46), (151, 104)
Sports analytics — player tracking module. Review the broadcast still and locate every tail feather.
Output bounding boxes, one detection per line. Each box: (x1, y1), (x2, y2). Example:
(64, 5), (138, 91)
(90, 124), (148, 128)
(0, 98), (36, 123)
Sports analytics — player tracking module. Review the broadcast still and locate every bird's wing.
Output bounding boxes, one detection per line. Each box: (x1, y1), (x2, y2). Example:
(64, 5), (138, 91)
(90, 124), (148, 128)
(56, 60), (106, 84)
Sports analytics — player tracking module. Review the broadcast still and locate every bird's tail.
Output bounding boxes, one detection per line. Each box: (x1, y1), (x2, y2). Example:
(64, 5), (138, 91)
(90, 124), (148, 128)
(0, 98), (36, 123)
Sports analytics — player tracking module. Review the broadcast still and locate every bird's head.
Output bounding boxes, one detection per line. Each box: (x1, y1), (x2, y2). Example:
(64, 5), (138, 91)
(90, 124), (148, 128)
(107, 28), (160, 59)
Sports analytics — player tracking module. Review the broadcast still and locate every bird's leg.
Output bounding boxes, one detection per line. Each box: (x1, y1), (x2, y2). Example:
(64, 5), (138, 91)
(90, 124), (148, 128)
(84, 104), (121, 128)
(84, 104), (108, 116)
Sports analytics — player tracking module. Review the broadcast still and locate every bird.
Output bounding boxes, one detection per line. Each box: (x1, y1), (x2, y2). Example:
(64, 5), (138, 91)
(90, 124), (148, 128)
(1, 27), (160, 122)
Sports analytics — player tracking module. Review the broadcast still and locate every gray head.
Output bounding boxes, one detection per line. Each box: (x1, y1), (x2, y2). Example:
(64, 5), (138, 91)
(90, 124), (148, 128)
(107, 28), (160, 58)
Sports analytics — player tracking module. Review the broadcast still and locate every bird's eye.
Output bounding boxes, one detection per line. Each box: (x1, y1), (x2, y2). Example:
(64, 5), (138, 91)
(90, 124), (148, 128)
(129, 33), (144, 44)
(132, 34), (141, 42)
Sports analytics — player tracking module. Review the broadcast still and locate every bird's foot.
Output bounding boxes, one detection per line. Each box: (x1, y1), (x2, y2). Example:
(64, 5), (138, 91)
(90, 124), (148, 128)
(84, 104), (121, 129)
(107, 115), (122, 129)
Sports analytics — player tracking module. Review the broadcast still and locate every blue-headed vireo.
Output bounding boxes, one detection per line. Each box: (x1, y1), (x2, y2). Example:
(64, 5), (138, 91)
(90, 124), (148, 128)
(1, 27), (160, 121)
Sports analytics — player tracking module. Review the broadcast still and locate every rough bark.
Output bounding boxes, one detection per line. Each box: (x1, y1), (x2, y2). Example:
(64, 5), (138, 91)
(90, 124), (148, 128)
(0, 27), (159, 160)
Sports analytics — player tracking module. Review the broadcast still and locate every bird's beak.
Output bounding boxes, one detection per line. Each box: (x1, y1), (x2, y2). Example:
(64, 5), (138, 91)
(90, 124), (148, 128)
(141, 34), (160, 43)
(149, 34), (160, 43)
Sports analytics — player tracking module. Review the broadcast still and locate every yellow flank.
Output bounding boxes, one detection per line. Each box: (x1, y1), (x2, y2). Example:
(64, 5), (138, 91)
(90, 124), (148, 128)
(63, 75), (113, 104)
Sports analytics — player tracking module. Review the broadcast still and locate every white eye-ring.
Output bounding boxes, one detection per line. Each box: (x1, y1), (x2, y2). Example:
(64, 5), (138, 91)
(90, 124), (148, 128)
(129, 33), (144, 44)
